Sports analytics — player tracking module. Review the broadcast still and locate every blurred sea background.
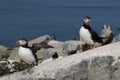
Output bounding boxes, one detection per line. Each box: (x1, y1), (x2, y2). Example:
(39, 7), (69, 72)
(0, 0), (120, 48)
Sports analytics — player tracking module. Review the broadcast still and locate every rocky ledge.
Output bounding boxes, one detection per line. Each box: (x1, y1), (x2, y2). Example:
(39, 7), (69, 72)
(0, 41), (120, 80)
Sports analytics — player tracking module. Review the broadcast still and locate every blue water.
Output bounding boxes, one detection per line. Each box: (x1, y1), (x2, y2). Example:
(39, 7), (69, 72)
(0, 0), (120, 48)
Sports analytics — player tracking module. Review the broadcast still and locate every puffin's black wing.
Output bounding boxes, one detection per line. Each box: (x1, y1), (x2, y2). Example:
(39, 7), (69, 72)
(40, 44), (54, 49)
(89, 28), (103, 43)
(39, 41), (54, 48)
(31, 41), (54, 53)
(32, 52), (38, 65)
(103, 32), (114, 45)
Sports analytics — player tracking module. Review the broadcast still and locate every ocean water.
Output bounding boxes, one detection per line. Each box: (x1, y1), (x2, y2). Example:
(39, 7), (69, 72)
(0, 0), (120, 48)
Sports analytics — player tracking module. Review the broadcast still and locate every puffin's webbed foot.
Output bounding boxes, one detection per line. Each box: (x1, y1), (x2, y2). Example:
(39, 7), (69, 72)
(82, 44), (93, 51)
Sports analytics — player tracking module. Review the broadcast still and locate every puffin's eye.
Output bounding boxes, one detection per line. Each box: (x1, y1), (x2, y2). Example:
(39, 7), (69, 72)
(22, 40), (24, 42)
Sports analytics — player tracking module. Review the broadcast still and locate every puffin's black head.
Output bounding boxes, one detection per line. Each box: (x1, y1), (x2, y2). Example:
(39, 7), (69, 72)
(16, 39), (28, 47)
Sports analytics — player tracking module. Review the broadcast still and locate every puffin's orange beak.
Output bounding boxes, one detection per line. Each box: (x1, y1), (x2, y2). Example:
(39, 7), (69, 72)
(16, 41), (20, 45)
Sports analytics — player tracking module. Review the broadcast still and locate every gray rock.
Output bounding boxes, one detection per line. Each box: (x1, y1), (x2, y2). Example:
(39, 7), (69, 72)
(42, 49), (52, 60)
(63, 40), (84, 54)
(88, 56), (114, 80)
(41, 40), (66, 59)
(48, 40), (64, 50)
(36, 48), (66, 61)
(47, 40), (84, 57)
(29, 35), (52, 46)
(0, 45), (11, 60)
(112, 60), (120, 80)
(1, 42), (120, 80)
(113, 34), (120, 42)
(8, 48), (20, 62)
(0, 45), (10, 51)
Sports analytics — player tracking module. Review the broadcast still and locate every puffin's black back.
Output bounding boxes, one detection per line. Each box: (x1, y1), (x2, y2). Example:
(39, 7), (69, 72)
(90, 29), (103, 43)
(83, 24), (103, 43)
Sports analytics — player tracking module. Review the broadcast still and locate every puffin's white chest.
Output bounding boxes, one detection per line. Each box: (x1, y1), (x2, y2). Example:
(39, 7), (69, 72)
(18, 47), (35, 64)
(79, 27), (94, 45)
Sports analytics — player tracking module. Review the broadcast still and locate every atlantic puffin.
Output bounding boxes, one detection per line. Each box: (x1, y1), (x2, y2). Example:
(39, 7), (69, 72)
(16, 39), (54, 67)
(79, 16), (103, 50)
(101, 24), (114, 45)
(16, 39), (38, 67)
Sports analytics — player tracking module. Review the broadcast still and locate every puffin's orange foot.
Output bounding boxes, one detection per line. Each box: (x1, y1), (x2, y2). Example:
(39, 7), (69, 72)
(82, 44), (93, 51)
(87, 45), (93, 50)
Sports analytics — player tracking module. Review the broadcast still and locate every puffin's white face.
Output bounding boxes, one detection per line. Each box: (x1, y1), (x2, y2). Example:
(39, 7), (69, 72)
(101, 25), (113, 37)
(84, 18), (91, 25)
(16, 39), (28, 46)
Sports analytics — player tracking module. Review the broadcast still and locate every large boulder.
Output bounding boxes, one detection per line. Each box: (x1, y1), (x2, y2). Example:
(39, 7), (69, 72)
(1, 42), (120, 80)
